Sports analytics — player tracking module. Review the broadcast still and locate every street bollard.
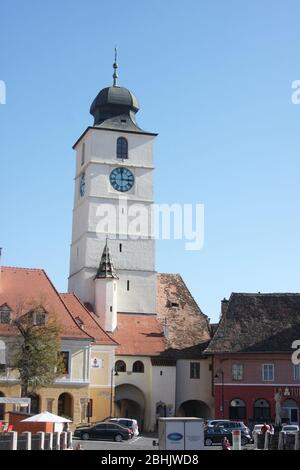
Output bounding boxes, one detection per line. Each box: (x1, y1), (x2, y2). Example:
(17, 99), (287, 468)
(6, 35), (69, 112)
(53, 431), (61, 450)
(37, 431), (45, 450)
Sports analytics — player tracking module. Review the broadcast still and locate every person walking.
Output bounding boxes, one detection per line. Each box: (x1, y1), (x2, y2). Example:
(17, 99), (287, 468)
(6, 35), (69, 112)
(222, 437), (231, 450)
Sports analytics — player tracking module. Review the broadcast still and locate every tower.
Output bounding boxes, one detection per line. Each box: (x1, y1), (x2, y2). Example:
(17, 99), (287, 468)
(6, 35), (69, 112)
(94, 239), (118, 332)
(68, 54), (157, 317)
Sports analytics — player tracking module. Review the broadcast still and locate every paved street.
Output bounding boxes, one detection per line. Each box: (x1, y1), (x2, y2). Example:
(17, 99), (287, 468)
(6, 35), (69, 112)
(73, 435), (254, 451)
(73, 435), (157, 450)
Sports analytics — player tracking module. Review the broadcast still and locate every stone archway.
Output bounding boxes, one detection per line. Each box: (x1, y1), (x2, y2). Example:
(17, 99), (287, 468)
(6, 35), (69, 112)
(28, 393), (40, 415)
(115, 384), (145, 430)
(58, 392), (73, 419)
(177, 400), (211, 419)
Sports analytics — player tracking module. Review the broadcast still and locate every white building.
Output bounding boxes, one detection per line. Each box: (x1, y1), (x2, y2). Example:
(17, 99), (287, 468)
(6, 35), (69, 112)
(68, 57), (213, 430)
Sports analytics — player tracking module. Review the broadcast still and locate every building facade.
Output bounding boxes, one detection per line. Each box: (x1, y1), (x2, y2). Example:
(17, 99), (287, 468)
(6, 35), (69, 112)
(206, 293), (300, 427)
(0, 267), (117, 426)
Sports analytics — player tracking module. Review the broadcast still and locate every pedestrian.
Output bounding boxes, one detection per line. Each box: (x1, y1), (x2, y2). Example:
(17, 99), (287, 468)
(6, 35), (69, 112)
(63, 422), (70, 432)
(222, 437), (231, 450)
(261, 422), (270, 435)
(75, 443), (84, 450)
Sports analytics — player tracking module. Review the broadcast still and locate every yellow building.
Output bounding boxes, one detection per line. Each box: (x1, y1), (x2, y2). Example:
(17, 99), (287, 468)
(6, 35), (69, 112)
(0, 267), (117, 427)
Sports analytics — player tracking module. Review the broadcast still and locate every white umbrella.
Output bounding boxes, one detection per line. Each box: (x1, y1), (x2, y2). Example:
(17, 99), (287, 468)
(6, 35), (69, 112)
(21, 411), (72, 423)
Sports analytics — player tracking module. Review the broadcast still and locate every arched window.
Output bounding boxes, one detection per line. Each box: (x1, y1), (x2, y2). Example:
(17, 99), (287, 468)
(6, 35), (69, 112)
(133, 361), (144, 373)
(229, 398), (246, 419)
(117, 137), (128, 159)
(115, 360), (126, 372)
(253, 399), (270, 422)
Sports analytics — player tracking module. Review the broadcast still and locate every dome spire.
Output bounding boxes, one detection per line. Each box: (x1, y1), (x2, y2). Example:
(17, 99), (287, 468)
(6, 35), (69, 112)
(112, 47), (118, 87)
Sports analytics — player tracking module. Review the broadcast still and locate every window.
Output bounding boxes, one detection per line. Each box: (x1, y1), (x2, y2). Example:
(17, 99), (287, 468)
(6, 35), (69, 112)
(59, 351), (70, 374)
(79, 172), (85, 197)
(119, 243), (122, 252)
(229, 398), (246, 420)
(115, 360), (126, 372)
(190, 362), (200, 379)
(81, 142), (85, 166)
(294, 364), (300, 381)
(133, 361), (144, 373)
(34, 311), (46, 326)
(117, 137), (128, 159)
(0, 304), (11, 324)
(262, 364), (274, 381)
(253, 399), (270, 421)
(232, 364), (244, 381)
(127, 280), (130, 291)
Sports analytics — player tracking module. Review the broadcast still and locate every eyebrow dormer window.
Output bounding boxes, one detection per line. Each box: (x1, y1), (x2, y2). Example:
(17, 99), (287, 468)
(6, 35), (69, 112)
(117, 137), (128, 159)
(0, 304), (11, 324)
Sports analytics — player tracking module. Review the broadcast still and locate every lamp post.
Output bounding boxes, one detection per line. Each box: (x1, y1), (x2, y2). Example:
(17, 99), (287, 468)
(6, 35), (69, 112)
(110, 366), (119, 418)
(214, 370), (224, 418)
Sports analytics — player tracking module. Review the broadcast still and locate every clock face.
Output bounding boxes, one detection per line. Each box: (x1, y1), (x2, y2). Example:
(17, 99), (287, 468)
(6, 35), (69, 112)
(110, 167), (134, 192)
(79, 172), (85, 197)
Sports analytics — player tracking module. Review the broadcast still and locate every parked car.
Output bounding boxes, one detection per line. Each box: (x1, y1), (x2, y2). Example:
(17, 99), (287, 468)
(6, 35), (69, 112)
(206, 419), (231, 429)
(213, 420), (251, 435)
(74, 421), (131, 441)
(106, 418), (139, 436)
(204, 426), (252, 447)
(281, 424), (300, 434)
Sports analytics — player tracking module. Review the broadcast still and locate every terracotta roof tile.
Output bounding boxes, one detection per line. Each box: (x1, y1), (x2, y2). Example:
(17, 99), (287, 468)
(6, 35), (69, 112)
(0, 267), (91, 340)
(111, 314), (166, 356)
(60, 293), (118, 346)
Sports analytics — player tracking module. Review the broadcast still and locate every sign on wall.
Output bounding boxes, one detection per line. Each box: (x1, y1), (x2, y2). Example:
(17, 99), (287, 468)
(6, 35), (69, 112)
(91, 357), (103, 368)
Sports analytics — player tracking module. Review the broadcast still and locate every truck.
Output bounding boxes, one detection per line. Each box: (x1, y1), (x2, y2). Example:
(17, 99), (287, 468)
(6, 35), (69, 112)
(158, 417), (204, 450)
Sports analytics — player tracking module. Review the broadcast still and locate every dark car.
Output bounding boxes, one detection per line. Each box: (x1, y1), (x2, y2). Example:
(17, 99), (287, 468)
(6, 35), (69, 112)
(74, 421), (131, 442)
(204, 426), (252, 447)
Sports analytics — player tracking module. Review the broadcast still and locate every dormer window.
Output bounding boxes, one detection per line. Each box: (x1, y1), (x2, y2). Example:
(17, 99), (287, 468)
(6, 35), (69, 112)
(117, 137), (128, 159)
(32, 309), (47, 326)
(0, 304), (11, 324)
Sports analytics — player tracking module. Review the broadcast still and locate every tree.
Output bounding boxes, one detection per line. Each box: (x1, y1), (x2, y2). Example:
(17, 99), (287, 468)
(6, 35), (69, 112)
(10, 299), (64, 397)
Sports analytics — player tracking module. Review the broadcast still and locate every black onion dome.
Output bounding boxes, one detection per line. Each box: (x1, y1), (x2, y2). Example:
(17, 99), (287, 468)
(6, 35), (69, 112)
(90, 85), (139, 127)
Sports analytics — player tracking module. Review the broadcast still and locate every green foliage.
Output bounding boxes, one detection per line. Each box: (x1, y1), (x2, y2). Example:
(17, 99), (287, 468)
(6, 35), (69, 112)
(12, 303), (64, 397)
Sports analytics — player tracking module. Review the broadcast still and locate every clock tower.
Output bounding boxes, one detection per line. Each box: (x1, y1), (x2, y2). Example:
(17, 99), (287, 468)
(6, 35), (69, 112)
(68, 56), (157, 319)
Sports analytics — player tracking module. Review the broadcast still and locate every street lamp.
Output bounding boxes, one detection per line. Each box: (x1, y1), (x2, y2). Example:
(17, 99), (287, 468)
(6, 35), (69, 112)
(109, 366), (119, 418)
(214, 370), (224, 418)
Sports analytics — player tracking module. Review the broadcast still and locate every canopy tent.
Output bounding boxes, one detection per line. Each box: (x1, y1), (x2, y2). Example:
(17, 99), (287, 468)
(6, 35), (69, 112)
(21, 411), (72, 423)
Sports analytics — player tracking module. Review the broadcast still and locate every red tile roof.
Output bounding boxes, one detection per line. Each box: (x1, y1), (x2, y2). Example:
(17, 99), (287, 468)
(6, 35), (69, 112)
(111, 314), (166, 356)
(0, 267), (91, 340)
(60, 293), (117, 346)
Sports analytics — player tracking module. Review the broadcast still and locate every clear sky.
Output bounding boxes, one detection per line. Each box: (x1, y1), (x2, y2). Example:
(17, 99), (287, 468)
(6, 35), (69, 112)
(1, 0), (300, 323)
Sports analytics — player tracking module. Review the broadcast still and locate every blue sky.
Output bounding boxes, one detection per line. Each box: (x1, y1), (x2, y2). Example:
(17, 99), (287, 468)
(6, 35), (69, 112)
(1, 0), (300, 322)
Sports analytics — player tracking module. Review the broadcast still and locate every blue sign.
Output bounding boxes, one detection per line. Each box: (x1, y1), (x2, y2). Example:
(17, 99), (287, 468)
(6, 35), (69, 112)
(167, 433), (183, 441)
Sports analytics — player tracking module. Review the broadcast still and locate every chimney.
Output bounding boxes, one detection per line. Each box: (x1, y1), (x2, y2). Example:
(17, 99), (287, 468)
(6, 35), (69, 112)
(221, 298), (229, 317)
